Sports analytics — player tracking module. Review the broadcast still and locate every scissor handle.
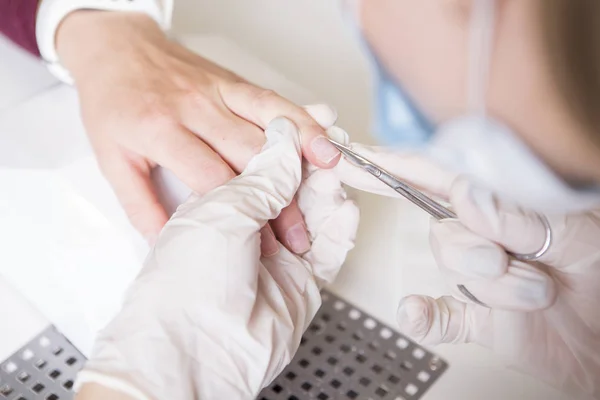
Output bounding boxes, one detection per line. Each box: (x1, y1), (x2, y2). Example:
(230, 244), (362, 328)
(366, 165), (456, 220)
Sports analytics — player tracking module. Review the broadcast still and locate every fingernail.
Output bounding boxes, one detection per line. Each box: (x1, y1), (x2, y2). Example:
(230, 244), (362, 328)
(261, 229), (280, 257)
(311, 136), (340, 164)
(397, 297), (430, 340)
(286, 223), (311, 254)
(517, 270), (556, 310)
(464, 246), (506, 278)
(468, 184), (500, 229)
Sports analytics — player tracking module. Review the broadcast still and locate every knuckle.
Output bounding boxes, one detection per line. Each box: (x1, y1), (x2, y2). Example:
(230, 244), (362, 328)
(184, 86), (220, 111)
(252, 88), (281, 109)
(140, 109), (177, 132)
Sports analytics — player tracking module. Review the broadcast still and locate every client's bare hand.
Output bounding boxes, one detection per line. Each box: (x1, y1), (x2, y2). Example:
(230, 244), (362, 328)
(56, 11), (340, 254)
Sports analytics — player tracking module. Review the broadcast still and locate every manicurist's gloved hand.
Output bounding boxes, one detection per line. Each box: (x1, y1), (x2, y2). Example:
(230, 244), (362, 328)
(335, 142), (600, 398)
(74, 117), (359, 400)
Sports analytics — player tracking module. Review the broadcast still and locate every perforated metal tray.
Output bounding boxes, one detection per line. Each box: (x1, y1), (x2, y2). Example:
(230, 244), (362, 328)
(0, 326), (83, 400)
(259, 291), (448, 400)
(1, 291), (447, 400)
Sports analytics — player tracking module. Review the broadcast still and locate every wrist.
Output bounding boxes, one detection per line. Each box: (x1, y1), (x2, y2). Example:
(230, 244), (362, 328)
(55, 11), (165, 82)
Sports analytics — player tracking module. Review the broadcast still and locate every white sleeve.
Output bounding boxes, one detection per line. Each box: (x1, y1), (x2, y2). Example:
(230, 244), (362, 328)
(36, 0), (174, 83)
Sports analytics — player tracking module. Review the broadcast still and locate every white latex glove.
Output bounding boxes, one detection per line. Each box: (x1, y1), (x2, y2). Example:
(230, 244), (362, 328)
(335, 142), (600, 398)
(75, 116), (359, 400)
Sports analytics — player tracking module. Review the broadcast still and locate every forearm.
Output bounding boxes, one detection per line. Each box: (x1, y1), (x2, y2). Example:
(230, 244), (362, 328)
(0, 0), (41, 55)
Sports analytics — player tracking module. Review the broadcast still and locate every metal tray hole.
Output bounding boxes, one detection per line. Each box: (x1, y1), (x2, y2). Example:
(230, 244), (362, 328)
(372, 364), (384, 374)
(375, 385), (389, 397)
(272, 384), (283, 393)
(400, 361), (413, 372)
(65, 357), (77, 366)
(359, 377), (371, 386)
(31, 382), (45, 394)
(0, 384), (14, 396)
(49, 369), (61, 380)
(17, 372), (30, 383)
(285, 371), (297, 381)
(405, 383), (419, 396)
(34, 360), (47, 370)
(2, 362), (17, 374)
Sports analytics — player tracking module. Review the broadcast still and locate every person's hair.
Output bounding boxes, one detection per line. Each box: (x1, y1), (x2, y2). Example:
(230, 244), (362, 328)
(541, 1), (600, 141)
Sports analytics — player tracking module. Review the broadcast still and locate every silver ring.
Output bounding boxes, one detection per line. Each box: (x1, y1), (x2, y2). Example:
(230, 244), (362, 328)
(456, 284), (489, 308)
(509, 214), (552, 262)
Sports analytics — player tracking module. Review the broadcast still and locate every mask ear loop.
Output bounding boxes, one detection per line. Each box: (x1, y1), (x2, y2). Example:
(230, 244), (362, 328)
(467, 0), (496, 118)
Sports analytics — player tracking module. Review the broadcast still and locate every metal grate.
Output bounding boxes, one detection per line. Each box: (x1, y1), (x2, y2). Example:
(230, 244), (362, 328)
(1, 291), (447, 399)
(0, 326), (84, 400)
(260, 291), (448, 400)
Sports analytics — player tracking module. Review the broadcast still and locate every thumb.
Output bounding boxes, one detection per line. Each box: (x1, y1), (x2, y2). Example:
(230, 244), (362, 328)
(396, 295), (491, 346)
(177, 117), (302, 231)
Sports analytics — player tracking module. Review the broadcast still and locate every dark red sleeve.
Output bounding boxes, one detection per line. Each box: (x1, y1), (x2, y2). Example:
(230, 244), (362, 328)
(0, 0), (41, 56)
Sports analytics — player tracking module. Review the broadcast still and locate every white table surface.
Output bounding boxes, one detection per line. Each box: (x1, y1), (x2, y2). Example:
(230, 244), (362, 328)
(0, 35), (573, 400)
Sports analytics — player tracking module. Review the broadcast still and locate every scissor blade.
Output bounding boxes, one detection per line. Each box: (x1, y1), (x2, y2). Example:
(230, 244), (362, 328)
(327, 138), (371, 168)
(328, 138), (457, 220)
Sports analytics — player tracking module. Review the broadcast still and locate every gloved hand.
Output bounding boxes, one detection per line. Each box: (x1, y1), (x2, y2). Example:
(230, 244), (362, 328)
(335, 142), (600, 398)
(75, 116), (359, 400)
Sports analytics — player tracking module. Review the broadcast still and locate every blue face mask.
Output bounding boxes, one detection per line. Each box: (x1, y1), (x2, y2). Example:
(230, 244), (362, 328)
(344, 0), (600, 213)
(372, 65), (434, 146)
(345, 0), (435, 147)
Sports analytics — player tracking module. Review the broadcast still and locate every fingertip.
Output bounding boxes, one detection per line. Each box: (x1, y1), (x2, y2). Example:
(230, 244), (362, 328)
(260, 225), (280, 257)
(397, 296), (432, 342)
(303, 104), (338, 128)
